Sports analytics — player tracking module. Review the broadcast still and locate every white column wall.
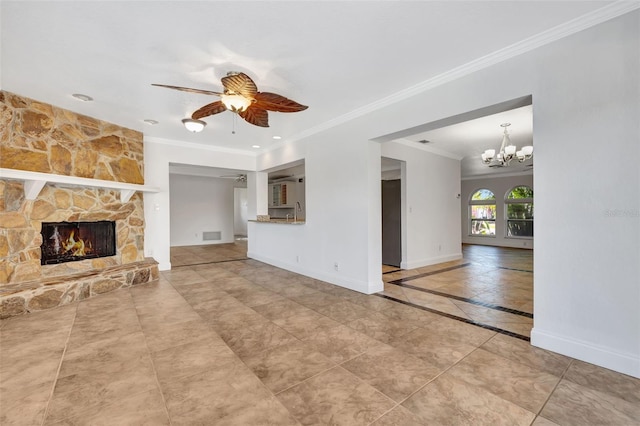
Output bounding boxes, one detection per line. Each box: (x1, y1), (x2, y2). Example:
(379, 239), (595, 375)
(249, 134), (384, 293)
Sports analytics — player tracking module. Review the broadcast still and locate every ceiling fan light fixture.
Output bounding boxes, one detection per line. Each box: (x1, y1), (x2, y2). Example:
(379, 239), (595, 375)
(182, 118), (206, 133)
(221, 94), (252, 112)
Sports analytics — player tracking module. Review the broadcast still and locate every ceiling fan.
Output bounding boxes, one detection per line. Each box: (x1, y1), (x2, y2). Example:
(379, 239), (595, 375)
(153, 72), (308, 128)
(219, 174), (247, 183)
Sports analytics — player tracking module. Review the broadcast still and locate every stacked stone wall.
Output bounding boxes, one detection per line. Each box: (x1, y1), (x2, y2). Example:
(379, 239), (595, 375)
(0, 91), (144, 183)
(0, 91), (156, 318)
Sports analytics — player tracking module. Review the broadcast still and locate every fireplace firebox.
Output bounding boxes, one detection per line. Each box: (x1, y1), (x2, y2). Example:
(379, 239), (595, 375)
(40, 221), (116, 265)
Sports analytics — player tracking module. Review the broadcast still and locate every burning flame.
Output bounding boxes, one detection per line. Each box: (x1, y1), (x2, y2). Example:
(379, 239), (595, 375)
(63, 230), (87, 256)
(49, 226), (92, 257)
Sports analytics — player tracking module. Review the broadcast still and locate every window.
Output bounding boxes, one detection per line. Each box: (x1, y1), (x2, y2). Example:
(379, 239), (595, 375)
(469, 189), (496, 236)
(506, 186), (533, 237)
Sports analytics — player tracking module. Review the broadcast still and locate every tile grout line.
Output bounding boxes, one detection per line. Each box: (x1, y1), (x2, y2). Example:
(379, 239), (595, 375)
(374, 293), (530, 341)
(130, 287), (175, 426)
(385, 281), (533, 318)
(367, 336), (497, 425)
(172, 257), (250, 268)
(40, 302), (80, 426)
(533, 358), (575, 423)
(388, 263), (473, 284)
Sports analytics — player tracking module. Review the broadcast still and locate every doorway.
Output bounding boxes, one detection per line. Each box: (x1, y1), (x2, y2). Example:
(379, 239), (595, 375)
(234, 187), (248, 238)
(382, 179), (402, 267)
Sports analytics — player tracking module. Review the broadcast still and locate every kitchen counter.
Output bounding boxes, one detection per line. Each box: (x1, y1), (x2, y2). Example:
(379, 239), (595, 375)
(249, 219), (305, 225)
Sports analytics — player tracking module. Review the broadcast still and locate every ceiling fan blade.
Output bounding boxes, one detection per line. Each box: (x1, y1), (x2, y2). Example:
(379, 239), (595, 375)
(254, 92), (308, 113)
(239, 106), (269, 127)
(192, 100), (227, 119)
(221, 73), (258, 98)
(151, 83), (222, 96)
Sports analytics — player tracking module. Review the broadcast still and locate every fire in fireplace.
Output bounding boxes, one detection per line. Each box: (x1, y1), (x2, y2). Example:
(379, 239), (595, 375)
(40, 221), (116, 265)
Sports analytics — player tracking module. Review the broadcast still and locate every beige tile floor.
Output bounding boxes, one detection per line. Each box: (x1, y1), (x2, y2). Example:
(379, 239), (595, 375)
(1, 243), (639, 425)
(382, 245), (534, 339)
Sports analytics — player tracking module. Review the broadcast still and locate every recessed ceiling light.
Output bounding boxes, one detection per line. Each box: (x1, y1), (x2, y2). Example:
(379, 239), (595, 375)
(143, 119), (158, 125)
(72, 93), (93, 102)
(272, 135), (282, 140)
(252, 145), (261, 149)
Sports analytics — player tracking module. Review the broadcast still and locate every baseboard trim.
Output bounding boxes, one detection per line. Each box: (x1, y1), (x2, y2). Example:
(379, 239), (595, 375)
(158, 261), (171, 271)
(247, 251), (382, 294)
(531, 327), (640, 378)
(401, 252), (463, 270)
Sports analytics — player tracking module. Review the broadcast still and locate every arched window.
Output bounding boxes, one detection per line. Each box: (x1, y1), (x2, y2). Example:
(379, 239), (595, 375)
(469, 189), (496, 236)
(505, 186), (534, 237)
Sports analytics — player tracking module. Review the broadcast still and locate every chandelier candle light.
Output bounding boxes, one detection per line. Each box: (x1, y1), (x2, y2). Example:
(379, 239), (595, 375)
(481, 123), (533, 167)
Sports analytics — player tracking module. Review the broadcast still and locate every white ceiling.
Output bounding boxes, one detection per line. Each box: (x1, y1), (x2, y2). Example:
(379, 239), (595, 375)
(1, 1), (621, 177)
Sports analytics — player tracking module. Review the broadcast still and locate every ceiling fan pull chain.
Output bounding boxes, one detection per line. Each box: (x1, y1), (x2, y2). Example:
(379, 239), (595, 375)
(232, 113), (237, 134)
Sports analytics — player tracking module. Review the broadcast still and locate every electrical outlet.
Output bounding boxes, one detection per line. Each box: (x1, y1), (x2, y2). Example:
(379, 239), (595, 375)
(296, 255), (300, 263)
(334, 262), (339, 271)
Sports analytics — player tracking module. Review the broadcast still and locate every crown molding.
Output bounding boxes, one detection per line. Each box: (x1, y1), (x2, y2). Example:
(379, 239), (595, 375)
(144, 136), (258, 157)
(395, 139), (463, 161)
(461, 170), (534, 181)
(285, 1), (640, 145)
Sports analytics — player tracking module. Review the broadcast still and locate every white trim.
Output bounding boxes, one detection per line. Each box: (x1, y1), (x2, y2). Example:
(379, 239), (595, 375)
(395, 139), (463, 161)
(278, 2), (640, 146)
(144, 136), (259, 157)
(157, 262), (172, 271)
(0, 168), (159, 201)
(248, 251), (383, 294)
(401, 253), (463, 270)
(531, 327), (640, 379)
(462, 170), (534, 181)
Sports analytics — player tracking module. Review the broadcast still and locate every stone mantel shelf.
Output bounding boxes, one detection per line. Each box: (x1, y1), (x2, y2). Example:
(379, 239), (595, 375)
(0, 168), (160, 202)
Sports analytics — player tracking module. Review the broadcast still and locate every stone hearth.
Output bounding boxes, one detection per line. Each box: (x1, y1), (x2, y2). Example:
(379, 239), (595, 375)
(0, 91), (158, 318)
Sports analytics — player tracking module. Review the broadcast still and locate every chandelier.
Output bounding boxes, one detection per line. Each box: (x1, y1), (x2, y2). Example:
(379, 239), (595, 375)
(481, 123), (533, 167)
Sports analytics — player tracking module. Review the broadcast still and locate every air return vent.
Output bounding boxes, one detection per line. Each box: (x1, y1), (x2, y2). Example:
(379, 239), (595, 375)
(202, 231), (222, 241)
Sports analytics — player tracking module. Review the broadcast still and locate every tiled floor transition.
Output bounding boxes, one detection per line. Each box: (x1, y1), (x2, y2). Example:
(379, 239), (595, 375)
(1, 243), (639, 425)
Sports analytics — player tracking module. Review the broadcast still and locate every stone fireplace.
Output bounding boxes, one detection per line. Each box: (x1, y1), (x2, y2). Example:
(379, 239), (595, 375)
(0, 91), (158, 318)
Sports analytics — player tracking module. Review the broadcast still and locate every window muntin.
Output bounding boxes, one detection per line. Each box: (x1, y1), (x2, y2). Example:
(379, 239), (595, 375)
(505, 186), (533, 238)
(470, 189), (496, 236)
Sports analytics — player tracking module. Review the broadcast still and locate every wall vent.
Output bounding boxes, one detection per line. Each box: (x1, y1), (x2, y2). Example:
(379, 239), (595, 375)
(202, 231), (222, 241)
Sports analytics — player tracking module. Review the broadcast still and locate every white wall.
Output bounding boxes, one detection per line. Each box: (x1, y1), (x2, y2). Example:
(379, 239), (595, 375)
(143, 11), (640, 377)
(252, 10), (640, 376)
(381, 141), (462, 269)
(249, 134), (383, 294)
(169, 174), (235, 246)
(461, 174), (534, 249)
